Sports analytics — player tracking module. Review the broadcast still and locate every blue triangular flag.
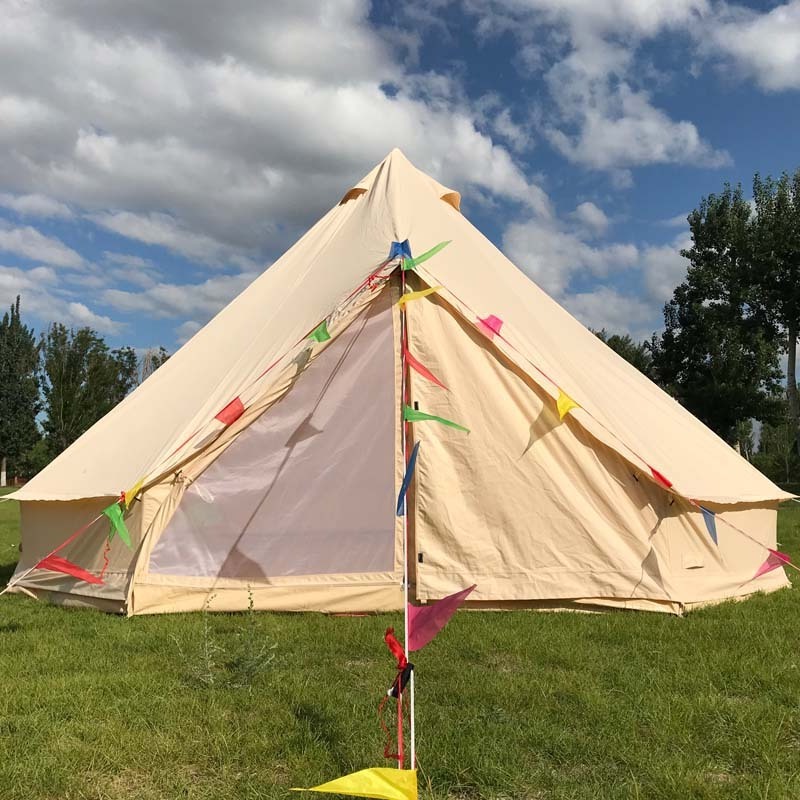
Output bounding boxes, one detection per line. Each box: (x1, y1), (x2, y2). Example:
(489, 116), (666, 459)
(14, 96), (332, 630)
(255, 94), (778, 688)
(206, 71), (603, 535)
(389, 240), (412, 261)
(396, 441), (420, 516)
(700, 505), (718, 545)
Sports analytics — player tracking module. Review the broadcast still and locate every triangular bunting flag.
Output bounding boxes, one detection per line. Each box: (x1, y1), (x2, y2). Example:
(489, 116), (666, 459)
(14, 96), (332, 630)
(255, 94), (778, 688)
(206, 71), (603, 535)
(408, 584), (476, 651)
(388, 240), (412, 261)
(402, 240), (451, 271)
(403, 405), (469, 433)
(477, 314), (503, 339)
(124, 478), (144, 509)
(102, 501), (131, 548)
(650, 467), (673, 490)
(215, 396), (245, 426)
(753, 548), (791, 579)
(293, 768), (417, 800)
(36, 554), (103, 585)
(396, 441), (420, 516)
(556, 390), (579, 420)
(309, 320), (331, 343)
(397, 286), (442, 306)
(404, 347), (447, 390)
(699, 505), (718, 545)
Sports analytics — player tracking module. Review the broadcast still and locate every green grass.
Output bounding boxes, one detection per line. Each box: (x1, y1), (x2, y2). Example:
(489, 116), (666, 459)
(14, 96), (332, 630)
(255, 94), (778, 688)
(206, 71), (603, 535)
(1, 495), (800, 800)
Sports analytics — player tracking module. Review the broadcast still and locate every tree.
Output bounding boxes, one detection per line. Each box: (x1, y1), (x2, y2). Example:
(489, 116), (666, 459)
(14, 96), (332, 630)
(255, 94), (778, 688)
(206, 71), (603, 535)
(593, 329), (655, 378)
(751, 170), (800, 455)
(0, 296), (41, 481)
(138, 346), (170, 384)
(753, 398), (800, 486)
(40, 325), (138, 457)
(652, 185), (783, 445)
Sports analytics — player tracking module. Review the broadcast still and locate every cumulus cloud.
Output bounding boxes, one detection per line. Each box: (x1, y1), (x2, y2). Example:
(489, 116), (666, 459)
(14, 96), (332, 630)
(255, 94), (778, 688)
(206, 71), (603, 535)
(571, 201), (610, 237)
(0, 222), (83, 267)
(503, 216), (637, 296)
(0, 193), (73, 219)
(705, 1), (800, 91)
(0, 264), (122, 333)
(562, 286), (655, 338)
(0, 0), (543, 266)
(102, 272), (259, 320)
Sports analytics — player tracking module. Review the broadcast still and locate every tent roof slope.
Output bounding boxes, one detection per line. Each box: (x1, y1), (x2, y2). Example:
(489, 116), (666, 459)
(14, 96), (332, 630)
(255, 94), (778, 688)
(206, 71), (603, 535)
(13, 149), (789, 504)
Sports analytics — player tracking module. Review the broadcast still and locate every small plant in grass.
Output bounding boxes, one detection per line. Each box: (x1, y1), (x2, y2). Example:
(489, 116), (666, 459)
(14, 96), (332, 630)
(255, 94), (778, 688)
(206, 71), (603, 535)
(173, 589), (277, 691)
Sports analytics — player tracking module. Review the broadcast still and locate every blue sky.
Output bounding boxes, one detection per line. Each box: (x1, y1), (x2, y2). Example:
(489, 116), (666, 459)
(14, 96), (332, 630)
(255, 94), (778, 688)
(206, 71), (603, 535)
(0, 0), (799, 354)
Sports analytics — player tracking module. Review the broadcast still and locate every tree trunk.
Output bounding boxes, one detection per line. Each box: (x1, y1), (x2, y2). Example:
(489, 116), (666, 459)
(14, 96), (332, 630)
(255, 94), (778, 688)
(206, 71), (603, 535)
(0, 456), (6, 488)
(788, 321), (800, 457)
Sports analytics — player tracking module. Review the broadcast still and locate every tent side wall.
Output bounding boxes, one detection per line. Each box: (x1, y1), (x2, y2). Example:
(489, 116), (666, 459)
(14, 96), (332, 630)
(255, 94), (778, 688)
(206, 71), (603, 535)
(405, 288), (789, 612)
(10, 497), (145, 613)
(128, 284), (406, 615)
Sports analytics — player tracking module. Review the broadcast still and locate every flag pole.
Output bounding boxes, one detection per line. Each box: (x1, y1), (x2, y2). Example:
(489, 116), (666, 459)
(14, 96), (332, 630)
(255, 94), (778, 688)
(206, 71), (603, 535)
(399, 255), (416, 769)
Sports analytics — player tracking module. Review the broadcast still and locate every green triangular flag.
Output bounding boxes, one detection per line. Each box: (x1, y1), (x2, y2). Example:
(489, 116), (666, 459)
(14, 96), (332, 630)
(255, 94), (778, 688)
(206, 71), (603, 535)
(103, 502), (131, 548)
(404, 404), (469, 433)
(309, 320), (331, 342)
(402, 240), (451, 271)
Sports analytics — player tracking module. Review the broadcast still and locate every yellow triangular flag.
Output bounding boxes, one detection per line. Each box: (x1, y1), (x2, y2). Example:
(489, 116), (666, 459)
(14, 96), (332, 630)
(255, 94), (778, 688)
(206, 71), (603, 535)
(124, 478), (145, 508)
(556, 390), (579, 420)
(293, 768), (417, 800)
(397, 286), (442, 306)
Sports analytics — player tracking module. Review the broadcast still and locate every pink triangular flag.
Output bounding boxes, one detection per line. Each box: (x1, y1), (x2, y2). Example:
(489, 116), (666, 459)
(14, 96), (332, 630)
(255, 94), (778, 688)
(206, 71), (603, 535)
(477, 315), (503, 340)
(753, 548), (791, 579)
(408, 585), (476, 651)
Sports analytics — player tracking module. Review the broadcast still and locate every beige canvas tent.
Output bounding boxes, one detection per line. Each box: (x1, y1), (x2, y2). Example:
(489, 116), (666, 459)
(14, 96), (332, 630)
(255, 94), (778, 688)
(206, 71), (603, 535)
(6, 149), (793, 615)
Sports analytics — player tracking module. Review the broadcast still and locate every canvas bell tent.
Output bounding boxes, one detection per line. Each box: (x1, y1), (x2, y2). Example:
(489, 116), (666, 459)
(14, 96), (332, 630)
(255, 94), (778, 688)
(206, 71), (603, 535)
(5, 149), (793, 616)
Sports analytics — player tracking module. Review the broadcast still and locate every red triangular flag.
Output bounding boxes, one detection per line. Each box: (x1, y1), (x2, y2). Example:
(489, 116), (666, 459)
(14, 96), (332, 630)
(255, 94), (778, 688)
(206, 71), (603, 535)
(35, 554), (104, 585)
(404, 347), (447, 390)
(753, 548), (791, 579)
(215, 396), (245, 426)
(650, 467), (673, 489)
(408, 585), (476, 651)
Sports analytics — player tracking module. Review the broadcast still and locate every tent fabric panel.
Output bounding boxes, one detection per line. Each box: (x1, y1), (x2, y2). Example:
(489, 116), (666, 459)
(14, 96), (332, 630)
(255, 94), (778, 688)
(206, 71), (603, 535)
(11, 498), (141, 601)
(147, 291), (396, 581)
(406, 293), (788, 608)
(130, 581), (402, 615)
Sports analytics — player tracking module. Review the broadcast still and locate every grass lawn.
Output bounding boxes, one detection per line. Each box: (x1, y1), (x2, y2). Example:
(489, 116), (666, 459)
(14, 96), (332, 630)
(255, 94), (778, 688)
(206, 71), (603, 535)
(1, 493), (799, 800)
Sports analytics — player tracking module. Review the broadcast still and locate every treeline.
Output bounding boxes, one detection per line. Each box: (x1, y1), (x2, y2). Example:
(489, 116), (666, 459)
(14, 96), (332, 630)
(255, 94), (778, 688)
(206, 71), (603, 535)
(596, 167), (800, 489)
(0, 297), (168, 482)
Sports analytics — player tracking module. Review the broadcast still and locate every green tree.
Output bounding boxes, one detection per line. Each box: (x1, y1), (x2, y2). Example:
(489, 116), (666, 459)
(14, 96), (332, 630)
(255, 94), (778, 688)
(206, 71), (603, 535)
(652, 185), (783, 445)
(0, 296), (41, 480)
(593, 329), (655, 378)
(753, 399), (800, 486)
(751, 170), (800, 455)
(40, 325), (138, 457)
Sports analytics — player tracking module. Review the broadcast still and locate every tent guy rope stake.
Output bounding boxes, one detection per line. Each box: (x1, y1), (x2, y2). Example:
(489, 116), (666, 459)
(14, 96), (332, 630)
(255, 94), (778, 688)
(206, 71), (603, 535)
(399, 254), (416, 769)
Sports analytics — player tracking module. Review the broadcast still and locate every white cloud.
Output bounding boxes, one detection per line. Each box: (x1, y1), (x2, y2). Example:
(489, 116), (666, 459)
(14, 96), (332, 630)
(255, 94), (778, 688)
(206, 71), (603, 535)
(102, 271), (258, 320)
(0, 223), (83, 267)
(659, 213), (689, 228)
(66, 301), (121, 335)
(641, 233), (691, 303)
(453, 0), (732, 173)
(0, 0), (543, 266)
(0, 264), (122, 333)
(705, 1), (800, 92)
(0, 192), (73, 218)
(503, 215), (637, 296)
(571, 201), (609, 236)
(562, 286), (655, 338)
(176, 319), (202, 344)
